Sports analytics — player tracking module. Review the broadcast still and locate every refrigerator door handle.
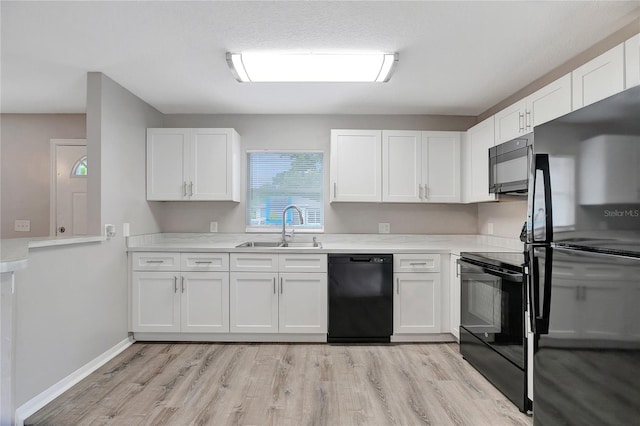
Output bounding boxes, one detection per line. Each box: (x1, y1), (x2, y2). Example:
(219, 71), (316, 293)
(530, 246), (552, 335)
(527, 153), (553, 243)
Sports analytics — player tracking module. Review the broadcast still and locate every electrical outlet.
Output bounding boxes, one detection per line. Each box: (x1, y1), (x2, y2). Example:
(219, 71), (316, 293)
(378, 223), (390, 234)
(14, 220), (30, 232)
(104, 224), (116, 238)
(209, 221), (218, 232)
(487, 222), (494, 235)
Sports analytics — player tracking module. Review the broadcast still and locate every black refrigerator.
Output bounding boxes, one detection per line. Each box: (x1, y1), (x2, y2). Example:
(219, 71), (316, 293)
(527, 84), (640, 425)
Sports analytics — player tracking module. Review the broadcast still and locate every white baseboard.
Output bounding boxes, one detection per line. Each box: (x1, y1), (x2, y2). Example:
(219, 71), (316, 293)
(14, 336), (134, 426)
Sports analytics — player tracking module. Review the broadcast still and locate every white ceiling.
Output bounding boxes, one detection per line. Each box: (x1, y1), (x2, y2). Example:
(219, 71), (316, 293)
(2, 1), (640, 115)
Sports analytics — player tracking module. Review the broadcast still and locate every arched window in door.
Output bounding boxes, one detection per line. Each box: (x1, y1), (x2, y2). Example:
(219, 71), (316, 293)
(71, 155), (88, 176)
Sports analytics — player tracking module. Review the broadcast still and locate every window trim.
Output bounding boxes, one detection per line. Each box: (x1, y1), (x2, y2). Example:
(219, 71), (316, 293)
(245, 149), (325, 234)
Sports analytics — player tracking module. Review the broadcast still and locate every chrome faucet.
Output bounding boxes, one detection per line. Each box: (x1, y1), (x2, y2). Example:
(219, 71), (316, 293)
(281, 205), (304, 245)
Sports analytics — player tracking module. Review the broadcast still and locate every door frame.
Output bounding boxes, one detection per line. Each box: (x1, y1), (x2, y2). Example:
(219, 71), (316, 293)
(49, 139), (87, 236)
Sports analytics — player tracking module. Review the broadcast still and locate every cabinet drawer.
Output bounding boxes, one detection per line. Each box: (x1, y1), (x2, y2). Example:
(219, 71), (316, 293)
(181, 253), (229, 271)
(279, 254), (328, 273)
(132, 252), (180, 271)
(394, 254), (440, 273)
(230, 253), (279, 272)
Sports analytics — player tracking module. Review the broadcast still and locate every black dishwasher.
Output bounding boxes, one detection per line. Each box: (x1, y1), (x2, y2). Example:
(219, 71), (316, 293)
(328, 254), (393, 343)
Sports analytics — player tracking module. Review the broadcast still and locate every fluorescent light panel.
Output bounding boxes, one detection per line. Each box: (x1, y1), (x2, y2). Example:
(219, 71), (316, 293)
(226, 52), (398, 83)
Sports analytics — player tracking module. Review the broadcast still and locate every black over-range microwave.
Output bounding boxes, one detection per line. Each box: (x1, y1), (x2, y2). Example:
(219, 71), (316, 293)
(489, 132), (533, 195)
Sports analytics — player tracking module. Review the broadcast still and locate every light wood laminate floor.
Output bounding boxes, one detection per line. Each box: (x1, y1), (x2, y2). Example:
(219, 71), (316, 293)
(26, 342), (532, 425)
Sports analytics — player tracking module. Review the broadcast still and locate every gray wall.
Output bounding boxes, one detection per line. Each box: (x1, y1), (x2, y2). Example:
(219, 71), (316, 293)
(160, 114), (479, 234)
(14, 73), (163, 407)
(0, 114), (86, 238)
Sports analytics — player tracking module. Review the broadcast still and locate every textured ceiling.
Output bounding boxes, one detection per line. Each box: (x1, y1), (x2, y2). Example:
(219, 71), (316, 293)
(2, 1), (640, 115)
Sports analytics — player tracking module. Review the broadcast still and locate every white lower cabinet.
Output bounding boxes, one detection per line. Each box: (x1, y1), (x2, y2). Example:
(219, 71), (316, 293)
(131, 252), (230, 333)
(279, 273), (327, 333)
(132, 272), (181, 332)
(229, 253), (328, 334)
(450, 254), (461, 340)
(393, 254), (442, 334)
(132, 271), (229, 333)
(229, 272), (279, 333)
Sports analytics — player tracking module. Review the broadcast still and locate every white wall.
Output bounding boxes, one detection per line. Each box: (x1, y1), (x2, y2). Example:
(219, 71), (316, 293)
(0, 114), (86, 238)
(160, 114), (479, 234)
(14, 73), (163, 408)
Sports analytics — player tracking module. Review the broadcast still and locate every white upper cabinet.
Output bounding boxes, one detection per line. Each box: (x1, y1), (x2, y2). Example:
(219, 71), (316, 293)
(572, 43), (625, 110)
(189, 129), (241, 201)
(422, 132), (461, 202)
(381, 130), (461, 203)
(146, 128), (189, 201)
(146, 128), (241, 201)
(495, 73), (572, 144)
(463, 116), (496, 203)
(494, 99), (528, 144)
(330, 129), (382, 202)
(528, 73), (572, 127)
(625, 34), (640, 88)
(382, 130), (422, 202)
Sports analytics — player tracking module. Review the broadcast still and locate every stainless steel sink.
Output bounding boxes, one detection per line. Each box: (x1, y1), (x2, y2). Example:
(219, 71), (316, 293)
(235, 241), (322, 249)
(234, 241), (282, 248)
(280, 241), (323, 248)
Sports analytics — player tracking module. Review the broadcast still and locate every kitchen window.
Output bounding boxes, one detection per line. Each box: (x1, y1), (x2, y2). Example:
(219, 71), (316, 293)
(246, 151), (324, 232)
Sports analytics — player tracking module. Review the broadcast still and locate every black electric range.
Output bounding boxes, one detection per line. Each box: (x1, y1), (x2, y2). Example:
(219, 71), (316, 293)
(458, 251), (531, 413)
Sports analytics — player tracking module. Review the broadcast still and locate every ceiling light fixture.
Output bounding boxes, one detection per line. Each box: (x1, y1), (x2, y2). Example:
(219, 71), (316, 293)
(226, 52), (399, 83)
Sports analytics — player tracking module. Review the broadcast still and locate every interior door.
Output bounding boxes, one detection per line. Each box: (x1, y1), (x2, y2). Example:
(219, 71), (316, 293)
(55, 144), (87, 236)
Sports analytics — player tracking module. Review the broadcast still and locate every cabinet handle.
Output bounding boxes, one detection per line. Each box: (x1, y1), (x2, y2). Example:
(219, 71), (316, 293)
(183, 182), (187, 197)
(456, 262), (460, 277)
(518, 112), (524, 132)
(181, 276), (185, 293)
(525, 110), (532, 130)
(280, 277), (283, 294)
(189, 181), (194, 196)
(145, 260), (163, 264)
(174, 276), (178, 293)
(333, 182), (337, 198)
(396, 277), (400, 294)
(273, 277), (276, 294)
(409, 262), (428, 266)
(419, 184), (423, 199)
(194, 261), (213, 264)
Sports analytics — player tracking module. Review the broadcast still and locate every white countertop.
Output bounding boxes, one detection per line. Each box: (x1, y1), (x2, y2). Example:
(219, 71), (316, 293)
(127, 233), (523, 255)
(0, 235), (106, 273)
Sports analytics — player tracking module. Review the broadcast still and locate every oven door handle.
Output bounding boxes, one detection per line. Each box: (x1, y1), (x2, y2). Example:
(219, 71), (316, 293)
(458, 260), (523, 282)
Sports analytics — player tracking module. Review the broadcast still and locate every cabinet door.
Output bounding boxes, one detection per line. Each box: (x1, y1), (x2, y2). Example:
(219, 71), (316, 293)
(382, 130), (422, 202)
(423, 132), (460, 202)
(450, 255), (461, 340)
(146, 128), (189, 200)
(330, 129), (382, 202)
(572, 43), (625, 110)
(394, 273), (441, 334)
(625, 34), (640, 89)
(229, 273), (278, 333)
(279, 273), (328, 333)
(528, 73), (572, 127)
(132, 272), (180, 332)
(189, 129), (239, 201)
(464, 117), (496, 203)
(494, 99), (527, 144)
(181, 272), (229, 333)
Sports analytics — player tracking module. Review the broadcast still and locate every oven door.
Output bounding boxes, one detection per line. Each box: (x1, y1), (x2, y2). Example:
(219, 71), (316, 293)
(459, 259), (525, 368)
